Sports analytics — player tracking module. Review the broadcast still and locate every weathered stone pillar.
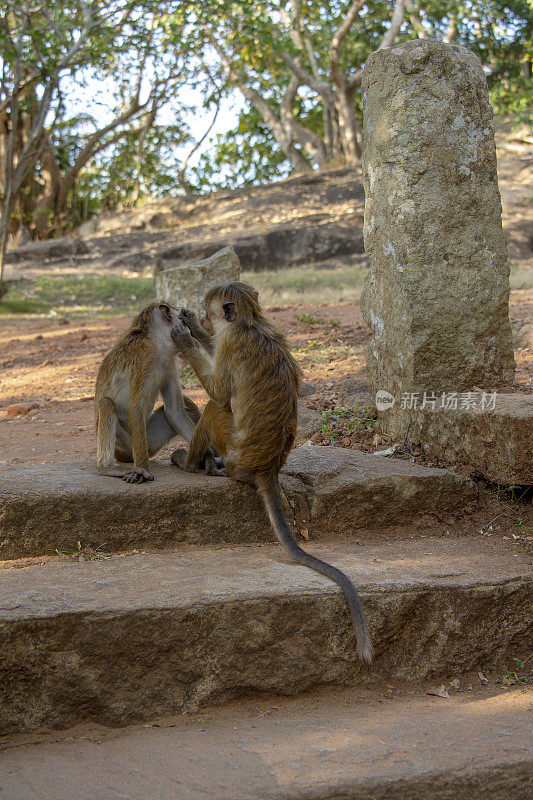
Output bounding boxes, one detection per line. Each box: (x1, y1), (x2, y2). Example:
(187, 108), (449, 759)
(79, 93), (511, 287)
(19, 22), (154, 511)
(155, 246), (240, 316)
(360, 38), (515, 437)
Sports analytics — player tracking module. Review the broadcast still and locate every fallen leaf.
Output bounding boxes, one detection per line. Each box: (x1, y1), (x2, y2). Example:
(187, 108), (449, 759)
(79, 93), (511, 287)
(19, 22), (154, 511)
(427, 685), (450, 699)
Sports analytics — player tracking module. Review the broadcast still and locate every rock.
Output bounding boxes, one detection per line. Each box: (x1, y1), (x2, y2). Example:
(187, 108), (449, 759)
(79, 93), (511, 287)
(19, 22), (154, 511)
(5, 237), (88, 264)
(149, 212), (174, 229)
(77, 219), (98, 237)
(297, 381), (317, 398)
(0, 450), (478, 559)
(155, 246), (240, 315)
(2, 687), (531, 798)
(337, 376), (372, 408)
(157, 222), (364, 273)
(414, 392), (533, 485)
(361, 39), (516, 437)
(295, 405), (323, 441)
(0, 537), (530, 733)
(5, 403), (39, 418)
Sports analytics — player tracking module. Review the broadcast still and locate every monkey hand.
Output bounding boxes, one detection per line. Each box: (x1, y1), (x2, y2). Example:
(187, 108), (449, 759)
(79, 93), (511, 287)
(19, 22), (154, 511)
(122, 467), (154, 484)
(170, 321), (195, 353)
(179, 307), (202, 336)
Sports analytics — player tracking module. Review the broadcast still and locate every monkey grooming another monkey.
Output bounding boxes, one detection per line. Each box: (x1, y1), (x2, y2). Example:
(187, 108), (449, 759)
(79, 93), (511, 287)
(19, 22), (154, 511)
(171, 283), (373, 664)
(94, 302), (201, 483)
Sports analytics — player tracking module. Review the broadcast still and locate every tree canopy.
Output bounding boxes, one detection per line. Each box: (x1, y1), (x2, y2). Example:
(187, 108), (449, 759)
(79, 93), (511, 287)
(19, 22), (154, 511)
(0, 0), (530, 287)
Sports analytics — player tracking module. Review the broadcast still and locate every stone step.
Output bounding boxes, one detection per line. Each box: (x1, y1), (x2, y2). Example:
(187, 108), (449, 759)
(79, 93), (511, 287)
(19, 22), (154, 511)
(1, 686), (531, 800)
(415, 392), (533, 485)
(0, 446), (478, 559)
(1, 536), (530, 734)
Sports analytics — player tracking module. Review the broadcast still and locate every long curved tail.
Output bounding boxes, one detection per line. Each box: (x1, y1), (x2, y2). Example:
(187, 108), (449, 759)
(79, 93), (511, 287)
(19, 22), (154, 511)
(256, 472), (374, 665)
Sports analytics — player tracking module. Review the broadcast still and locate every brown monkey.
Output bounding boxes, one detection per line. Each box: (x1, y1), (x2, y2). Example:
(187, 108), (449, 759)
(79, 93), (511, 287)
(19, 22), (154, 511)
(171, 284), (373, 664)
(94, 302), (201, 483)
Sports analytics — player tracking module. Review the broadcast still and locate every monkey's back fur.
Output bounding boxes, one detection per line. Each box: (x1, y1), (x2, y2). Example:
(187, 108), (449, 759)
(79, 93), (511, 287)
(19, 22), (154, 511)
(220, 319), (301, 476)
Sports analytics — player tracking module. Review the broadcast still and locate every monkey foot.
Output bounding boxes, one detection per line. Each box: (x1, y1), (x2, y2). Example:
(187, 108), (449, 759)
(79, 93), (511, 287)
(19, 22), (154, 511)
(170, 448), (188, 469)
(171, 448), (228, 477)
(206, 464), (229, 477)
(122, 467), (154, 484)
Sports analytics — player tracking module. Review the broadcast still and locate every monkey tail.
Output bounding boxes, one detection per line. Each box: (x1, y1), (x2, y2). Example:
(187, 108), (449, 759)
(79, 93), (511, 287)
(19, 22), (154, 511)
(256, 472), (374, 665)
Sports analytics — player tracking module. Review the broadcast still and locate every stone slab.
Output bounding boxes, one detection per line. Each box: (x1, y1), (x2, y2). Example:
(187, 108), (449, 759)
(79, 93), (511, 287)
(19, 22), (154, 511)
(415, 392), (533, 485)
(1, 687), (531, 800)
(154, 245), (240, 316)
(0, 448), (479, 559)
(0, 536), (530, 733)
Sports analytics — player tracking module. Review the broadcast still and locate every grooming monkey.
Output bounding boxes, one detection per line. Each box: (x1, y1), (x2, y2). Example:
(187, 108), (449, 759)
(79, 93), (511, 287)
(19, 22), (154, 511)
(94, 302), (201, 483)
(171, 283), (373, 664)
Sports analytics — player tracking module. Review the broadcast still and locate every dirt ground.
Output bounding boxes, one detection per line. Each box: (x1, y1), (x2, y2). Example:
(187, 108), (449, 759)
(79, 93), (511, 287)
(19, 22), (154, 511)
(0, 291), (531, 468)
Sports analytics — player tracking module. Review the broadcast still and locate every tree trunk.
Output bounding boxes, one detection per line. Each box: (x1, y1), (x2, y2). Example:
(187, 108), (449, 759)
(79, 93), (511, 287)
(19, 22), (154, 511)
(31, 134), (62, 237)
(334, 87), (361, 165)
(0, 196), (13, 300)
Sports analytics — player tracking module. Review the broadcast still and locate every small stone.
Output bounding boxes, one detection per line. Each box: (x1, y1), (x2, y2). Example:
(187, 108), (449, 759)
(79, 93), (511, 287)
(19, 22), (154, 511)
(6, 403), (39, 417)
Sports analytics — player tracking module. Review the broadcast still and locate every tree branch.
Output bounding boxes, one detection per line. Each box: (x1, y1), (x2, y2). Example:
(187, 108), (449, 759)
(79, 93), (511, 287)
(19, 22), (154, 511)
(329, 0), (365, 89)
(375, 0), (406, 51)
(207, 30), (312, 171)
(281, 51), (332, 100)
(404, 0), (431, 38)
(280, 72), (327, 164)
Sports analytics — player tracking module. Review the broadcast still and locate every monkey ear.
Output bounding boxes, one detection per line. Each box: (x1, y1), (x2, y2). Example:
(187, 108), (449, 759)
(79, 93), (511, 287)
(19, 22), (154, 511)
(159, 303), (172, 324)
(222, 301), (236, 322)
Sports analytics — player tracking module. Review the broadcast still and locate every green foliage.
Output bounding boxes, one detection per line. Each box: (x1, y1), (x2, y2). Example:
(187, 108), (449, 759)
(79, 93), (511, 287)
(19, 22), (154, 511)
(321, 402), (378, 445)
(185, 0), (532, 184)
(2, 0), (531, 224)
(0, 275), (154, 316)
(495, 657), (532, 685)
(296, 314), (328, 326)
(191, 107), (289, 190)
(242, 263), (367, 306)
(296, 313), (340, 327)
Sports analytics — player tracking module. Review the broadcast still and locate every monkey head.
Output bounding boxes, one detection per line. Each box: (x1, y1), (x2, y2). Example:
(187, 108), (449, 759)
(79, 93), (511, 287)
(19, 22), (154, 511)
(129, 302), (181, 338)
(203, 282), (262, 331)
(156, 302), (181, 327)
